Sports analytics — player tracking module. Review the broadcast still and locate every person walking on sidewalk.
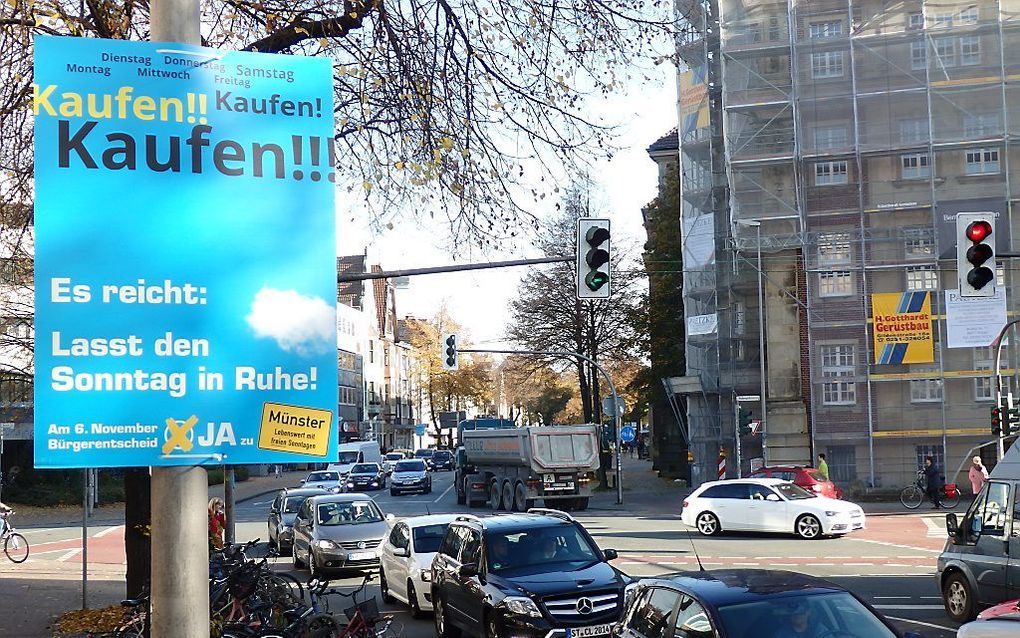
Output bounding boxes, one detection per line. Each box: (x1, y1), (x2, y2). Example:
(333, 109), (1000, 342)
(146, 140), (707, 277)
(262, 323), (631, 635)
(208, 497), (226, 549)
(924, 456), (944, 509)
(816, 454), (829, 481)
(969, 455), (989, 497)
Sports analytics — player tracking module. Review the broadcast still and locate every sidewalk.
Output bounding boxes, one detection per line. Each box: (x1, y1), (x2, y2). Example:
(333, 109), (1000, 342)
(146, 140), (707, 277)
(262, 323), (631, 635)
(588, 454), (687, 516)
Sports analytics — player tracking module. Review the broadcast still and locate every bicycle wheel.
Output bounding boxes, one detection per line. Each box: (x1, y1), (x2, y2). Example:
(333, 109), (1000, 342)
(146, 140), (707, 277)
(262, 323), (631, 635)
(296, 614), (340, 638)
(942, 488), (961, 509)
(4, 532), (29, 563)
(900, 485), (923, 509)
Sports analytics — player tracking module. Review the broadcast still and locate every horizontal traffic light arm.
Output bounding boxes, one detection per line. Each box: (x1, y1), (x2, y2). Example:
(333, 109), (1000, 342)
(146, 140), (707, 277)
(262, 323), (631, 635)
(337, 255), (572, 282)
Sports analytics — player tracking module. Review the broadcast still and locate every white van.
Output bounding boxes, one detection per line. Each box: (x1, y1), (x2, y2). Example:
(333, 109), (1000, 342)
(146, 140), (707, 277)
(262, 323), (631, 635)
(327, 440), (383, 476)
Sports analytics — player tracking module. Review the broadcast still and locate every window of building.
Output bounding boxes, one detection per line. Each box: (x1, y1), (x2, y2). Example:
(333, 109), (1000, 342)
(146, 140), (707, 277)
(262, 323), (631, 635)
(811, 51), (844, 79)
(964, 113), (998, 138)
(958, 6), (979, 25)
(745, 22), (762, 43)
(369, 339), (375, 364)
(900, 118), (929, 143)
(997, 262), (1006, 286)
(974, 346), (1011, 401)
(809, 20), (842, 39)
(0, 374), (32, 405)
(910, 40), (927, 70)
(733, 299), (746, 334)
(768, 16), (782, 41)
(821, 344), (856, 405)
(934, 37), (956, 66)
(906, 265), (938, 291)
(916, 444), (945, 473)
(910, 378), (943, 403)
(814, 125), (848, 150)
(900, 153), (931, 180)
(933, 12), (954, 27)
(817, 231), (852, 265)
(815, 160), (848, 185)
(819, 271), (853, 297)
(384, 348), (390, 367)
(907, 13), (924, 30)
(960, 35), (981, 65)
(904, 228), (935, 258)
(965, 147), (1000, 174)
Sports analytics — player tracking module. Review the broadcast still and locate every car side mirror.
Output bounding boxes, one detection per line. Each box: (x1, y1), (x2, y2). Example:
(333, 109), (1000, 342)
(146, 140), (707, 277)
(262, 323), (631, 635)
(766, 494), (781, 502)
(458, 564), (479, 578)
(394, 547), (410, 558)
(299, 479), (306, 484)
(946, 513), (959, 539)
(603, 548), (618, 561)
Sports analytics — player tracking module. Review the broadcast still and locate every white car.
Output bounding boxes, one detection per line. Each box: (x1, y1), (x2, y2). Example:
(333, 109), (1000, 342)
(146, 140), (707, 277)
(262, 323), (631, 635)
(680, 478), (865, 539)
(958, 599), (1020, 637)
(382, 451), (406, 475)
(300, 470), (343, 493)
(379, 514), (459, 617)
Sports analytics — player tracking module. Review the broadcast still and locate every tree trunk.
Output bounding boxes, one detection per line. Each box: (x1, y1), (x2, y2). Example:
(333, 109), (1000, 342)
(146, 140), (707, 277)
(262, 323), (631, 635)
(124, 467), (151, 598)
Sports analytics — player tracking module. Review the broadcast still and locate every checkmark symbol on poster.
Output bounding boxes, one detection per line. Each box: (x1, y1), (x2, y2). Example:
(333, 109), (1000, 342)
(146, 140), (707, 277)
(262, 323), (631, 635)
(163, 415), (198, 454)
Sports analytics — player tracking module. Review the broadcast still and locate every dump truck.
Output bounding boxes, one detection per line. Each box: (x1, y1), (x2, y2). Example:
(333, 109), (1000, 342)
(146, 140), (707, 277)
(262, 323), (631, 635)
(454, 422), (601, 511)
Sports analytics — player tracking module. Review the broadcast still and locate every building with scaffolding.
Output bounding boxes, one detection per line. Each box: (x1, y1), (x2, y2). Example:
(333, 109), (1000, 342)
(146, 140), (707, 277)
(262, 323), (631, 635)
(678, 0), (1020, 491)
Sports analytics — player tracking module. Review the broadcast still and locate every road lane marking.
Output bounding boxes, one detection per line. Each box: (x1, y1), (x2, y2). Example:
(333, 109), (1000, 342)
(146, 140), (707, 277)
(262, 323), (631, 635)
(884, 616), (956, 632)
(94, 525), (123, 538)
(57, 548), (82, 562)
(873, 605), (945, 610)
(433, 484), (454, 503)
(855, 539), (941, 553)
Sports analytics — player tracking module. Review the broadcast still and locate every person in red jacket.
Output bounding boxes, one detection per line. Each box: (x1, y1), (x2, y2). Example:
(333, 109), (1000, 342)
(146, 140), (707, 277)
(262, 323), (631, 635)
(208, 497), (226, 550)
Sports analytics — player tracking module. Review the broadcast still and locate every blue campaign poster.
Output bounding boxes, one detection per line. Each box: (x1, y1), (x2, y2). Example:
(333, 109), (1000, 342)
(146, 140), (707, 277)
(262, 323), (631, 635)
(33, 36), (338, 468)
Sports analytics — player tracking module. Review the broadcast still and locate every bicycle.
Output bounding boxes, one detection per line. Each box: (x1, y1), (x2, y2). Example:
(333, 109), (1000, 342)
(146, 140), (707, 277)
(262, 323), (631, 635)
(1, 510), (29, 563)
(900, 470), (961, 510)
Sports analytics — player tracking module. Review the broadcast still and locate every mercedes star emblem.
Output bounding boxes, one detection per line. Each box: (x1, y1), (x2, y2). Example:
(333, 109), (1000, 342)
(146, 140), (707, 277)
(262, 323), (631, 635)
(357, 541), (367, 549)
(576, 598), (594, 615)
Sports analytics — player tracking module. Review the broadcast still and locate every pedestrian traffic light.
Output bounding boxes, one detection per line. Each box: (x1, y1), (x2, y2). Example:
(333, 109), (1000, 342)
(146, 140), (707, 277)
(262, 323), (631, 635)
(957, 213), (996, 297)
(576, 218), (611, 299)
(441, 333), (458, 370)
(738, 407), (753, 437)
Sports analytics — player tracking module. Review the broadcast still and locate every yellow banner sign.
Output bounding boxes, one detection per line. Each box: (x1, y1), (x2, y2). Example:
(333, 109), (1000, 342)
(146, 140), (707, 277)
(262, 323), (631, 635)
(872, 292), (934, 364)
(680, 66), (710, 135)
(258, 402), (332, 457)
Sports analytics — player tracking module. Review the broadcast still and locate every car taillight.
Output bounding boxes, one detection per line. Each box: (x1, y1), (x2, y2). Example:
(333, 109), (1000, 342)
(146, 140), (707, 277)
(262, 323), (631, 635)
(471, 482), (485, 490)
(682, 500), (689, 509)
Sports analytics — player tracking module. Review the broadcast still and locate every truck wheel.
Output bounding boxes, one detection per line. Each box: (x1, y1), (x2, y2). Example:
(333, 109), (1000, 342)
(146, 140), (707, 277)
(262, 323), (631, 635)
(502, 482), (515, 511)
(513, 483), (530, 512)
(489, 482), (503, 509)
(572, 497), (589, 511)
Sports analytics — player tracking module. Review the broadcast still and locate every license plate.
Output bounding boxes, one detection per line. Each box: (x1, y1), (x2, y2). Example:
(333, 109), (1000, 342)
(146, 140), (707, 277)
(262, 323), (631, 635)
(547, 482), (574, 488)
(567, 624), (612, 638)
(349, 551), (375, 561)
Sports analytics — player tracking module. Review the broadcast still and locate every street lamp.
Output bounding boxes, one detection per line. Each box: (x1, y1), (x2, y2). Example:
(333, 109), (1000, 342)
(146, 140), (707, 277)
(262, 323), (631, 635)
(735, 220), (767, 465)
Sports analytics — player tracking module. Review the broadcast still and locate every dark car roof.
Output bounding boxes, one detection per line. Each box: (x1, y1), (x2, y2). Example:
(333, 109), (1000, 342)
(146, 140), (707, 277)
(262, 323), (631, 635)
(460, 513), (575, 532)
(642, 570), (848, 608)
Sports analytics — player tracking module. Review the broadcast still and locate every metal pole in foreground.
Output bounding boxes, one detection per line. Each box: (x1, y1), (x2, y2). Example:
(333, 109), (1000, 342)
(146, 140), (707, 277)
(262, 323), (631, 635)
(82, 469), (89, 609)
(149, 1), (209, 636)
(224, 466), (235, 545)
(755, 224), (767, 464)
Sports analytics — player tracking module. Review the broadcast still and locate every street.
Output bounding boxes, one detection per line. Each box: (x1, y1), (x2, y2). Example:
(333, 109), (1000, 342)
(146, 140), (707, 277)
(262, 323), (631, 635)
(5, 467), (960, 638)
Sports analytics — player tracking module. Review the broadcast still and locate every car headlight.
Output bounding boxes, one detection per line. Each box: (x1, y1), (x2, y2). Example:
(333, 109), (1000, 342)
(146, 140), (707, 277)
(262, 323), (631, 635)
(419, 569), (432, 582)
(370, 481), (378, 486)
(316, 539), (338, 549)
(499, 596), (543, 618)
(824, 511), (839, 517)
(347, 482), (355, 488)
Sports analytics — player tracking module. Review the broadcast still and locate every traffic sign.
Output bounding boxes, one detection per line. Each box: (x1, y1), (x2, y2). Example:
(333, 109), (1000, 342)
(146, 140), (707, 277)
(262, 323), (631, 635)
(415, 424), (427, 436)
(620, 425), (636, 443)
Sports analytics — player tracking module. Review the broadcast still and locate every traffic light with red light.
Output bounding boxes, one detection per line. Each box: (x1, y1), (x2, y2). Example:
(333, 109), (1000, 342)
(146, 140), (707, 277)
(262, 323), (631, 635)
(957, 213), (996, 297)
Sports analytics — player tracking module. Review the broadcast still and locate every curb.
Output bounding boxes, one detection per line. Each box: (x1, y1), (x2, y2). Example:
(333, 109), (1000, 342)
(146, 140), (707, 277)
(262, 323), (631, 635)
(236, 488), (283, 505)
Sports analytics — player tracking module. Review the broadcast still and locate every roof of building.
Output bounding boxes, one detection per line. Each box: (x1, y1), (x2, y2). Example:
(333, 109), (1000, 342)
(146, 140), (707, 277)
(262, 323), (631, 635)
(338, 254), (366, 309)
(647, 127), (679, 155)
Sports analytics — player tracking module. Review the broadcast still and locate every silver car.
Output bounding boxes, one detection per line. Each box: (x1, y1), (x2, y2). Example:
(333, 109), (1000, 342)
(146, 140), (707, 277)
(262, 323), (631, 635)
(291, 493), (389, 577)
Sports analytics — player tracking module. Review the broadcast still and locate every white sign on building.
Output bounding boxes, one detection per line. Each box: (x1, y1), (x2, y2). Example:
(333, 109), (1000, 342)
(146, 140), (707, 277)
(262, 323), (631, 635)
(946, 288), (1008, 348)
(687, 313), (718, 336)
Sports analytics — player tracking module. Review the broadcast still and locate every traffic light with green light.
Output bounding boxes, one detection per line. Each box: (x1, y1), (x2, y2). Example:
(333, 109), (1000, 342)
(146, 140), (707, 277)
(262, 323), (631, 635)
(738, 407), (753, 437)
(576, 218), (611, 299)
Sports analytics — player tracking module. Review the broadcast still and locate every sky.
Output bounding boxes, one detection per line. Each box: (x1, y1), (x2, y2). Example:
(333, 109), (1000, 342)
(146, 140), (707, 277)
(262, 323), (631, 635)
(337, 70), (679, 348)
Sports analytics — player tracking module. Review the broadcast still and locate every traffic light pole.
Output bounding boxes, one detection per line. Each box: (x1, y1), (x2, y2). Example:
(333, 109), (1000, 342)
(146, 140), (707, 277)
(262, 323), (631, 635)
(338, 256), (572, 282)
(732, 402), (742, 478)
(459, 347), (624, 505)
(993, 319), (1020, 460)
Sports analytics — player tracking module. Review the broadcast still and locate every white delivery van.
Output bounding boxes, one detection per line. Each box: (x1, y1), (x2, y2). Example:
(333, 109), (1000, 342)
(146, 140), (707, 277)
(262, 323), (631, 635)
(327, 440), (383, 476)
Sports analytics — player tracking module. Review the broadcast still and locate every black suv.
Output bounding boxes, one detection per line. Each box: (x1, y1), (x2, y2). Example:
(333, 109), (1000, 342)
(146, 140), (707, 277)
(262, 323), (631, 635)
(432, 509), (628, 638)
(432, 449), (455, 471)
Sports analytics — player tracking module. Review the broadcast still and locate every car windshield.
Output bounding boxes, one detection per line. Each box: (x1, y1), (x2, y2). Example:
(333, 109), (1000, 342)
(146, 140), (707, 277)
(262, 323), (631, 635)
(385, 453), (404, 461)
(317, 500), (383, 525)
(776, 482), (816, 500)
(414, 450), (434, 458)
(306, 472), (338, 483)
(716, 593), (896, 638)
(283, 496), (309, 513)
(434, 451), (451, 460)
(351, 464), (379, 474)
(486, 526), (599, 573)
(394, 460), (425, 472)
(337, 451), (361, 464)
(412, 523), (450, 554)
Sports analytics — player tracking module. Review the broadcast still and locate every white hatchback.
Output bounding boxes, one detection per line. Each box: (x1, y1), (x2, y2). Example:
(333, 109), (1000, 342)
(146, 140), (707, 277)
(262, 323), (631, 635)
(379, 514), (460, 617)
(680, 478), (865, 539)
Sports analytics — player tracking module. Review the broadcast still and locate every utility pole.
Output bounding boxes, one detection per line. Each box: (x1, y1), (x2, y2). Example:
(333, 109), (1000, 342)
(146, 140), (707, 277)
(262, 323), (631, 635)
(224, 466), (235, 545)
(149, 1), (210, 636)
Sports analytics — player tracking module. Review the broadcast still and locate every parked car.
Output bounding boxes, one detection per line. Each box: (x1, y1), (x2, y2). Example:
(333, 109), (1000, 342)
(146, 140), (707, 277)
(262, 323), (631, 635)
(390, 459), (432, 496)
(382, 452), (406, 475)
(379, 514), (458, 617)
(958, 599), (1020, 637)
(617, 570), (919, 638)
(432, 509), (628, 638)
(291, 493), (389, 577)
(267, 486), (327, 554)
(680, 478), (865, 540)
(300, 470), (343, 493)
(345, 463), (387, 491)
(414, 448), (436, 470)
(431, 449), (455, 471)
(749, 465), (842, 499)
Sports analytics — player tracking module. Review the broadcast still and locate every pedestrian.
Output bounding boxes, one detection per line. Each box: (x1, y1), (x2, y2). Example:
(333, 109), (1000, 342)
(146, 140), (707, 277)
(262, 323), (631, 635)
(208, 497), (226, 550)
(0, 500), (11, 537)
(816, 453), (829, 481)
(923, 455), (944, 509)
(969, 455), (989, 497)
(273, 464), (282, 479)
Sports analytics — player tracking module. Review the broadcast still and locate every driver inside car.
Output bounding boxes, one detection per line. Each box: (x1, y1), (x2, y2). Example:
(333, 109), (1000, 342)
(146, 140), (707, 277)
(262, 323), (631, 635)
(768, 602), (832, 638)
